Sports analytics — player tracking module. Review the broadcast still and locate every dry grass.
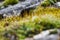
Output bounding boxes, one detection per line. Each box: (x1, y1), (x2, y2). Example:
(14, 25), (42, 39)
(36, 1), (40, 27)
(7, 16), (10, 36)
(0, 6), (60, 30)
(0, 6), (60, 40)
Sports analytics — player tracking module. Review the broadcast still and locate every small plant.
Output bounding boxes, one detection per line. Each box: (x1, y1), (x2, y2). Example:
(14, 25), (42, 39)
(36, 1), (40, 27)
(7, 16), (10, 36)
(41, 1), (51, 7)
(3, 0), (19, 7)
(49, 29), (57, 34)
(41, 0), (57, 7)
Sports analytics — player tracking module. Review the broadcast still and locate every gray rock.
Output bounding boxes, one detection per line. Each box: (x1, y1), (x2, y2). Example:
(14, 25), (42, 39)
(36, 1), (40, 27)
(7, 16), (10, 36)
(54, 2), (60, 8)
(33, 29), (58, 40)
(0, 0), (41, 17)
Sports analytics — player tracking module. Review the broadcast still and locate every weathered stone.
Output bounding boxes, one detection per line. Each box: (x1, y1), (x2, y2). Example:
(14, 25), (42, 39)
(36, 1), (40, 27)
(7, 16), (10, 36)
(54, 2), (60, 8)
(33, 30), (58, 40)
(0, 0), (41, 17)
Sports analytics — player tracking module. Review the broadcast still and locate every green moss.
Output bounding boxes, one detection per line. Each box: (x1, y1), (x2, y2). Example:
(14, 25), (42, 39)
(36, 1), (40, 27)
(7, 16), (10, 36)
(41, 0), (57, 7)
(49, 29), (57, 34)
(3, 0), (19, 7)
(41, 1), (51, 7)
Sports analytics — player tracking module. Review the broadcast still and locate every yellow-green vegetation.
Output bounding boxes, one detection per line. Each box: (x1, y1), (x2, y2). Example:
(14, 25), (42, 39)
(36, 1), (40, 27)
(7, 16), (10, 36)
(0, 6), (60, 40)
(3, 0), (19, 7)
(41, 0), (57, 7)
(0, 0), (19, 9)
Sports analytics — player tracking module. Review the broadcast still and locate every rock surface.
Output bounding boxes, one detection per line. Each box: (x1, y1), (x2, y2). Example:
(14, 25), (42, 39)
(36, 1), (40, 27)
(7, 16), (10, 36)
(54, 2), (60, 7)
(33, 29), (58, 40)
(0, 0), (41, 17)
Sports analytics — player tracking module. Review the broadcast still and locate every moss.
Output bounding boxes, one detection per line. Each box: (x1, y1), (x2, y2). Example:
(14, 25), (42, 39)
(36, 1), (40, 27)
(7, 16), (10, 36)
(3, 0), (19, 7)
(49, 29), (57, 34)
(41, 0), (57, 7)
(41, 1), (51, 7)
(0, 7), (60, 40)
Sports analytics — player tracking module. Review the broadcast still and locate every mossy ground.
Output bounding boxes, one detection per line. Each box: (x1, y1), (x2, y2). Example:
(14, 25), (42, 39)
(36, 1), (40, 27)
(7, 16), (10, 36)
(0, 6), (60, 40)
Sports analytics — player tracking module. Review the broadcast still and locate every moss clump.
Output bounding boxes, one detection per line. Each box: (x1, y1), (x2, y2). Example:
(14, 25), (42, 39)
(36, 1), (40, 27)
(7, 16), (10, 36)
(41, 1), (51, 7)
(3, 0), (19, 7)
(49, 29), (57, 34)
(41, 0), (57, 7)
